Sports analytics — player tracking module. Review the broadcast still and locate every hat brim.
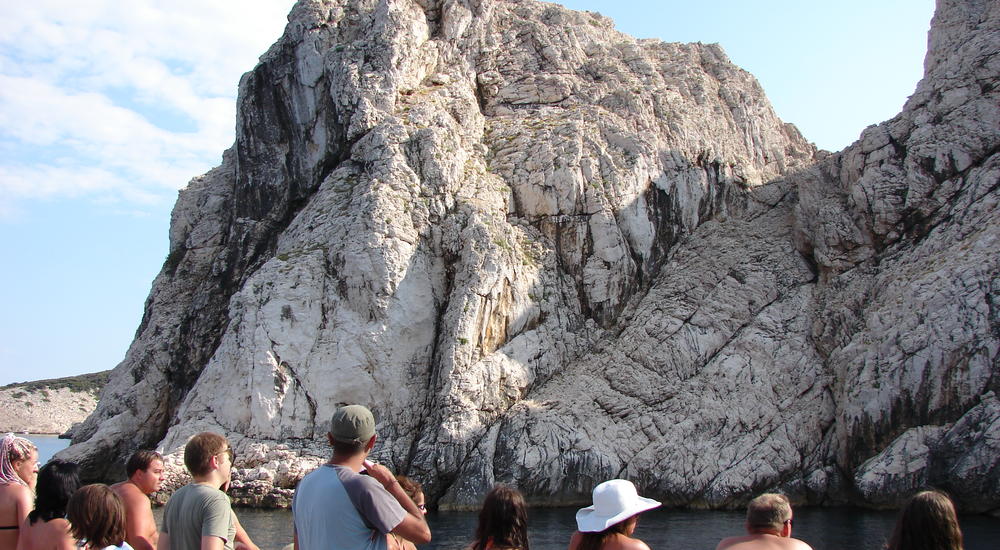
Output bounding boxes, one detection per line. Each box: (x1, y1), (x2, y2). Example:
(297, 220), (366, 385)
(575, 496), (661, 532)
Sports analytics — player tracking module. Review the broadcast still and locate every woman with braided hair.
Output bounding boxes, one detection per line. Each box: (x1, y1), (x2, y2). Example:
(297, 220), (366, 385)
(0, 433), (39, 550)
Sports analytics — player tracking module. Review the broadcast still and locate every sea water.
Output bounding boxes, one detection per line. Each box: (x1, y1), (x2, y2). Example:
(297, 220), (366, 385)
(228, 505), (1000, 550)
(28, 436), (1000, 550)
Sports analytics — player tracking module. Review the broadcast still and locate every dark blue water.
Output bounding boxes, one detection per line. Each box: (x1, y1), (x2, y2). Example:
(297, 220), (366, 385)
(30, 437), (1000, 550)
(230, 504), (1000, 550)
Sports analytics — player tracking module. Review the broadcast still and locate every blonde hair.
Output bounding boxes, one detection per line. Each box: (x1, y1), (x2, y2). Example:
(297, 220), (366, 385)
(0, 433), (37, 486)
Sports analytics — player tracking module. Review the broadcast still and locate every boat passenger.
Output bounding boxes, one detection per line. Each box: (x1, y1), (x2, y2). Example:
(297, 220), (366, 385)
(569, 479), (660, 550)
(16, 459), (80, 550)
(0, 433), (38, 550)
(467, 485), (530, 550)
(886, 490), (963, 550)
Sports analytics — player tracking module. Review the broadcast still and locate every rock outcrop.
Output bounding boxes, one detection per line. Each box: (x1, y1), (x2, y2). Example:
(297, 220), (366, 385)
(0, 374), (105, 435)
(59, 0), (999, 513)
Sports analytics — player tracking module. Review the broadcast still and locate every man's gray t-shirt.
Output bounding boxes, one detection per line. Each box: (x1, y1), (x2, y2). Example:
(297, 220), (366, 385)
(293, 464), (406, 550)
(162, 483), (235, 550)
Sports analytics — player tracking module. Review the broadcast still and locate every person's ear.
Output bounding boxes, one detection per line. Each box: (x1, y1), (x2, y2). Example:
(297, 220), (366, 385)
(781, 522), (792, 538)
(365, 434), (377, 453)
(327, 432), (335, 447)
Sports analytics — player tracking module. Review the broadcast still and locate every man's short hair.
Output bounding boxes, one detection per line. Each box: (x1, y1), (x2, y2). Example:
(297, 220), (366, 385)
(746, 493), (792, 532)
(183, 432), (229, 477)
(331, 439), (367, 456)
(126, 450), (163, 478)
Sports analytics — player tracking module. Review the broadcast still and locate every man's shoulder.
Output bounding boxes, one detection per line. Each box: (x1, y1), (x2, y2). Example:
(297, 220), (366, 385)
(787, 538), (813, 550)
(112, 482), (150, 504)
(715, 535), (749, 550)
(169, 483), (227, 505)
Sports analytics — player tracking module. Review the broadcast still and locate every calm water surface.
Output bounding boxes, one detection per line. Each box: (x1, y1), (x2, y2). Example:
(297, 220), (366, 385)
(228, 505), (1000, 550)
(29, 437), (1000, 550)
(28, 434), (70, 464)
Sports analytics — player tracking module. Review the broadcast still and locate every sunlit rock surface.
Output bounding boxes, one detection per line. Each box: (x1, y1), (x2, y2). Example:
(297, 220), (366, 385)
(59, 0), (999, 513)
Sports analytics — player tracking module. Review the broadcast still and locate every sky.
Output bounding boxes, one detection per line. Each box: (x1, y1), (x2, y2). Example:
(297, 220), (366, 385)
(0, 0), (935, 386)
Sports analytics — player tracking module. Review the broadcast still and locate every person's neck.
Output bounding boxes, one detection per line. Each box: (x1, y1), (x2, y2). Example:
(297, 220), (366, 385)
(126, 478), (148, 495)
(193, 471), (225, 489)
(329, 452), (367, 472)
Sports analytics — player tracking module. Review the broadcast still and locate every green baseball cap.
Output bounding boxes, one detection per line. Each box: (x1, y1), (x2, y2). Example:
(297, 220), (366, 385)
(330, 405), (376, 443)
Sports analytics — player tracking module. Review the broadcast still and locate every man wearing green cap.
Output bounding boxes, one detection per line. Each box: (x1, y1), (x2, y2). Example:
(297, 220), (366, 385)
(292, 405), (431, 550)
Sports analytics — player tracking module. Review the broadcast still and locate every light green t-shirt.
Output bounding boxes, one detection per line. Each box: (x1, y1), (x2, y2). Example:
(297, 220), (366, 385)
(162, 483), (235, 550)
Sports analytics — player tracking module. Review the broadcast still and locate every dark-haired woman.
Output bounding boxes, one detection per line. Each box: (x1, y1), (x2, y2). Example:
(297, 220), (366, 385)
(0, 433), (39, 550)
(466, 485), (529, 550)
(568, 480), (660, 550)
(886, 490), (963, 550)
(16, 459), (81, 550)
(67, 484), (132, 550)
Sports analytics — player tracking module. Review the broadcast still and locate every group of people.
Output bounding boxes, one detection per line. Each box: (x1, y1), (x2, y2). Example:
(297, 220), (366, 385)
(0, 433), (162, 550)
(0, 404), (970, 550)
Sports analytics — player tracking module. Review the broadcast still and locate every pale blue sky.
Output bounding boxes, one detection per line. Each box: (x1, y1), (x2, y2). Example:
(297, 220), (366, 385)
(0, 0), (934, 385)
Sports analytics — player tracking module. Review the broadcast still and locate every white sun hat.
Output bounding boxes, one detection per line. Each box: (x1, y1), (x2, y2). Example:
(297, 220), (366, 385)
(575, 479), (662, 532)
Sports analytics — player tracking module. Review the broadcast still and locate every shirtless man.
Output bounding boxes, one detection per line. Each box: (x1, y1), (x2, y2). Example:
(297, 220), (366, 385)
(716, 493), (813, 550)
(112, 450), (164, 550)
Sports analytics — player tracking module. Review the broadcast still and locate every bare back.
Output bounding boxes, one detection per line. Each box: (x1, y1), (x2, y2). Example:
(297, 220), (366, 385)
(15, 517), (75, 550)
(568, 531), (651, 550)
(111, 481), (158, 550)
(716, 534), (813, 550)
(0, 483), (33, 550)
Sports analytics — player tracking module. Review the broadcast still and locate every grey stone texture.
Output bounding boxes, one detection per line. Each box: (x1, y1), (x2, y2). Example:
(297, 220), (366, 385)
(58, 0), (999, 513)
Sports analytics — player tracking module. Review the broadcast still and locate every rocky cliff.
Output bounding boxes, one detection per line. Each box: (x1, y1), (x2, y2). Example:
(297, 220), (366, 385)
(59, 0), (999, 513)
(0, 372), (107, 434)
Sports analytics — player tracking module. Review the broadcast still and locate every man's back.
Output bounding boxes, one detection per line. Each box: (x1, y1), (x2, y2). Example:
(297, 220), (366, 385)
(716, 534), (813, 550)
(163, 484), (235, 550)
(293, 465), (405, 550)
(111, 481), (158, 550)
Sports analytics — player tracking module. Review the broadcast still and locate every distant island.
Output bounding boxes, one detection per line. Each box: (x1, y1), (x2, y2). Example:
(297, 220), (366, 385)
(0, 371), (109, 435)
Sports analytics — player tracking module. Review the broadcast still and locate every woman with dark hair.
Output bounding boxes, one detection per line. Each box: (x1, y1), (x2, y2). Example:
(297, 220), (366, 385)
(568, 480), (660, 550)
(0, 433), (39, 550)
(67, 484), (132, 550)
(466, 485), (529, 550)
(17, 459), (81, 550)
(886, 490), (964, 550)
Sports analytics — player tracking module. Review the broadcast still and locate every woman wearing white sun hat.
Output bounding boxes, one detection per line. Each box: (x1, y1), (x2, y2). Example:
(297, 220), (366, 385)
(568, 479), (661, 550)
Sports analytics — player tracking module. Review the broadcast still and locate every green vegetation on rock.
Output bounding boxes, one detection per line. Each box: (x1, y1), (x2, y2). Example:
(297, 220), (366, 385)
(2, 370), (110, 395)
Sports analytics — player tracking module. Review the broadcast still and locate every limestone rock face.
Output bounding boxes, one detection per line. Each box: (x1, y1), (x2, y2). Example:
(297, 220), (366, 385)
(60, 0), (999, 513)
(0, 386), (98, 435)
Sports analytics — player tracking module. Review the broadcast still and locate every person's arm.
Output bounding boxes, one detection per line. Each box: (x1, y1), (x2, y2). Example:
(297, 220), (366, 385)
(365, 464), (431, 544)
(232, 513), (260, 550)
(292, 528), (298, 550)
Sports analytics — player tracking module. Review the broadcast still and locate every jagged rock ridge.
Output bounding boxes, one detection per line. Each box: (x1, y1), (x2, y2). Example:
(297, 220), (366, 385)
(59, 0), (999, 513)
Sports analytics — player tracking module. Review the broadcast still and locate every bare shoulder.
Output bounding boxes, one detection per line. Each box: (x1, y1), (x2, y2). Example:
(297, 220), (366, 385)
(113, 482), (150, 506)
(788, 538), (813, 550)
(621, 536), (652, 550)
(715, 536), (748, 550)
